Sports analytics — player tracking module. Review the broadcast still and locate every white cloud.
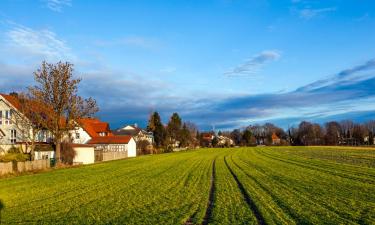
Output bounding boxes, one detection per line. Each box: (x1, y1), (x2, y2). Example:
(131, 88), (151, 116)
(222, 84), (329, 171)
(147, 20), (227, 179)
(298, 7), (336, 19)
(224, 50), (281, 77)
(3, 23), (74, 61)
(42, 0), (72, 12)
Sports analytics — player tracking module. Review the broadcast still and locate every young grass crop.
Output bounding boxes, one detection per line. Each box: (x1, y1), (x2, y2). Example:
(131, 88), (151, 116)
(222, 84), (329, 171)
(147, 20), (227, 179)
(0, 147), (374, 224)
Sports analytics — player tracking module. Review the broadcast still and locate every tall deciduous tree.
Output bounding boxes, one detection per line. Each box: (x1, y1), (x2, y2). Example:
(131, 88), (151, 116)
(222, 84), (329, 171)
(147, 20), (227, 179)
(29, 61), (98, 163)
(325, 121), (341, 145)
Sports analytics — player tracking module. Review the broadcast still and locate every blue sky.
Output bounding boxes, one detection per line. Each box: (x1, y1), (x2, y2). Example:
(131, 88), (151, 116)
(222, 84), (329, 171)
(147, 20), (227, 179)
(0, 0), (375, 130)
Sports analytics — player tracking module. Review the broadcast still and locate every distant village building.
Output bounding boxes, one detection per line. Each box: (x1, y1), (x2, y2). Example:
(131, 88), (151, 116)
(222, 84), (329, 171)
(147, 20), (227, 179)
(201, 132), (214, 147)
(217, 135), (234, 147)
(272, 132), (281, 145)
(113, 124), (154, 144)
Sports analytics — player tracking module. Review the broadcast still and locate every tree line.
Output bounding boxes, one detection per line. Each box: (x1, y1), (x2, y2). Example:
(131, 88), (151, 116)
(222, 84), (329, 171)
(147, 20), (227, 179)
(225, 120), (375, 147)
(145, 116), (375, 151)
(145, 112), (199, 153)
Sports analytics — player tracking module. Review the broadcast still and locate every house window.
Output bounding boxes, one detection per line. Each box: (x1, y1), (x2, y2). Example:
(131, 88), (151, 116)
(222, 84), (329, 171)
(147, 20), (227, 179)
(5, 110), (9, 125)
(0, 110), (2, 125)
(75, 132), (80, 139)
(10, 129), (16, 144)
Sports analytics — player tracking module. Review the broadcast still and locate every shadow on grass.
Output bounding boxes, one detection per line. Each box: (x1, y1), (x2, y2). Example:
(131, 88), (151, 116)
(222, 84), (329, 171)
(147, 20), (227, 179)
(0, 199), (3, 224)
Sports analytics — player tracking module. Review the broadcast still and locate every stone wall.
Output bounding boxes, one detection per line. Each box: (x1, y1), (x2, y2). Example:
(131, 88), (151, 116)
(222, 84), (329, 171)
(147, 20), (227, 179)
(0, 159), (50, 175)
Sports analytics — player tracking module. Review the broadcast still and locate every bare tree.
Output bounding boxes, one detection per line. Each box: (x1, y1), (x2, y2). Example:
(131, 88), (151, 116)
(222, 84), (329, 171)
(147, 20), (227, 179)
(324, 121), (341, 145)
(28, 61), (98, 163)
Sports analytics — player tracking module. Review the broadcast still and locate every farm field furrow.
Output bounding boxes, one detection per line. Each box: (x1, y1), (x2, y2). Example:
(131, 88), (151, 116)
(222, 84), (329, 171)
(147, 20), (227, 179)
(0, 147), (374, 225)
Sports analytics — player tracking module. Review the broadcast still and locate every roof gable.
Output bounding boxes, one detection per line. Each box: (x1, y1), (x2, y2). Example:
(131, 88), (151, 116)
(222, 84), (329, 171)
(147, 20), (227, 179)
(78, 118), (113, 138)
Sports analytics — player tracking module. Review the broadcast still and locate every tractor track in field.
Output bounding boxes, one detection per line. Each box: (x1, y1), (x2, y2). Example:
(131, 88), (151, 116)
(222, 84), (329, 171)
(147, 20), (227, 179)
(184, 158), (217, 225)
(201, 158), (216, 225)
(238, 152), (362, 224)
(224, 156), (266, 225)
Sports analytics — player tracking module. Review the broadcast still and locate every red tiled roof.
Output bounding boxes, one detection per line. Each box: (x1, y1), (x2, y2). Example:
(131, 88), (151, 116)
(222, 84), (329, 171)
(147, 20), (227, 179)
(0, 94), (21, 110)
(87, 135), (132, 144)
(69, 143), (95, 148)
(202, 133), (213, 140)
(78, 118), (113, 138)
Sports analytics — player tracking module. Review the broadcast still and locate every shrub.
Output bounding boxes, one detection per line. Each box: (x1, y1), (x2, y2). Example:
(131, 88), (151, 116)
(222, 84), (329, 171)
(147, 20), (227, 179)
(0, 153), (29, 162)
(136, 140), (153, 155)
(7, 146), (21, 154)
(61, 142), (76, 165)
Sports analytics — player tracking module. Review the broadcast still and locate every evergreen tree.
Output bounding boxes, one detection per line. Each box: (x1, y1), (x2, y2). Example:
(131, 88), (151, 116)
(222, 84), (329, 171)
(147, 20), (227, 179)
(147, 112), (166, 148)
(180, 123), (192, 147)
(167, 112), (182, 144)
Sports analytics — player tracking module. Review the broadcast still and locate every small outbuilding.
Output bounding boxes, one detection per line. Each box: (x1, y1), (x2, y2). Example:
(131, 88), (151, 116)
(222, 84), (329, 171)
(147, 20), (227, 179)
(71, 144), (95, 165)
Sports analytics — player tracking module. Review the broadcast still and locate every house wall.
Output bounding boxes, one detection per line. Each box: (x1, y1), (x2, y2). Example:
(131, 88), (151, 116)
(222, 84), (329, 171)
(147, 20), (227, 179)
(0, 99), (23, 147)
(34, 151), (55, 160)
(70, 127), (92, 144)
(73, 146), (95, 164)
(0, 97), (52, 153)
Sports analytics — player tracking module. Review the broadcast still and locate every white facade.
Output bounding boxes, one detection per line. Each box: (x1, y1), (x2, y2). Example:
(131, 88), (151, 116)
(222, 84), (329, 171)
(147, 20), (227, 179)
(0, 95), (52, 153)
(73, 146), (95, 164)
(0, 97), (20, 149)
(118, 125), (153, 144)
(70, 127), (92, 144)
(34, 150), (55, 160)
(93, 137), (137, 157)
(127, 138), (136, 157)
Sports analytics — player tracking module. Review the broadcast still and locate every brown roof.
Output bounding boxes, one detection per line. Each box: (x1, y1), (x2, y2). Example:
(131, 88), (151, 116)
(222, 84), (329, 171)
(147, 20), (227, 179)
(69, 143), (95, 148)
(78, 118), (113, 138)
(201, 133), (213, 140)
(0, 94), (21, 110)
(87, 135), (132, 144)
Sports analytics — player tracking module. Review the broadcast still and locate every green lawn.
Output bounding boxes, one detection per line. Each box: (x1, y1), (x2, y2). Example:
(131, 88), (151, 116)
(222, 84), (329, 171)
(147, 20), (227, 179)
(0, 147), (374, 224)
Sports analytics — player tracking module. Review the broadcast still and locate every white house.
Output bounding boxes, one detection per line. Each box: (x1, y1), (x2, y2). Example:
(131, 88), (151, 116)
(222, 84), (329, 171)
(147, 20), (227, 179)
(113, 124), (153, 144)
(87, 136), (136, 157)
(0, 94), (52, 153)
(0, 94), (22, 152)
(71, 118), (137, 158)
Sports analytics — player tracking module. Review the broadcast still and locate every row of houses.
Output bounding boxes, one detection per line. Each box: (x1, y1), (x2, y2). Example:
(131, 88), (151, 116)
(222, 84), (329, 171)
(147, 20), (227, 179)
(0, 93), (152, 165)
(201, 131), (281, 147)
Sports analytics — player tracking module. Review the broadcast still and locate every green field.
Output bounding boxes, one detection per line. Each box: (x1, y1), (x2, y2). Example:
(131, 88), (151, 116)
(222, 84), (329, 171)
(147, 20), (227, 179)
(0, 147), (374, 224)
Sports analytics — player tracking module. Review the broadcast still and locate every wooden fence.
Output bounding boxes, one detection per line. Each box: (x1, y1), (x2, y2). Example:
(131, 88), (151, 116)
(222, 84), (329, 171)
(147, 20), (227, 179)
(95, 151), (128, 162)
(0, 162), (13, 175)
(0, 159), (50, 175)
